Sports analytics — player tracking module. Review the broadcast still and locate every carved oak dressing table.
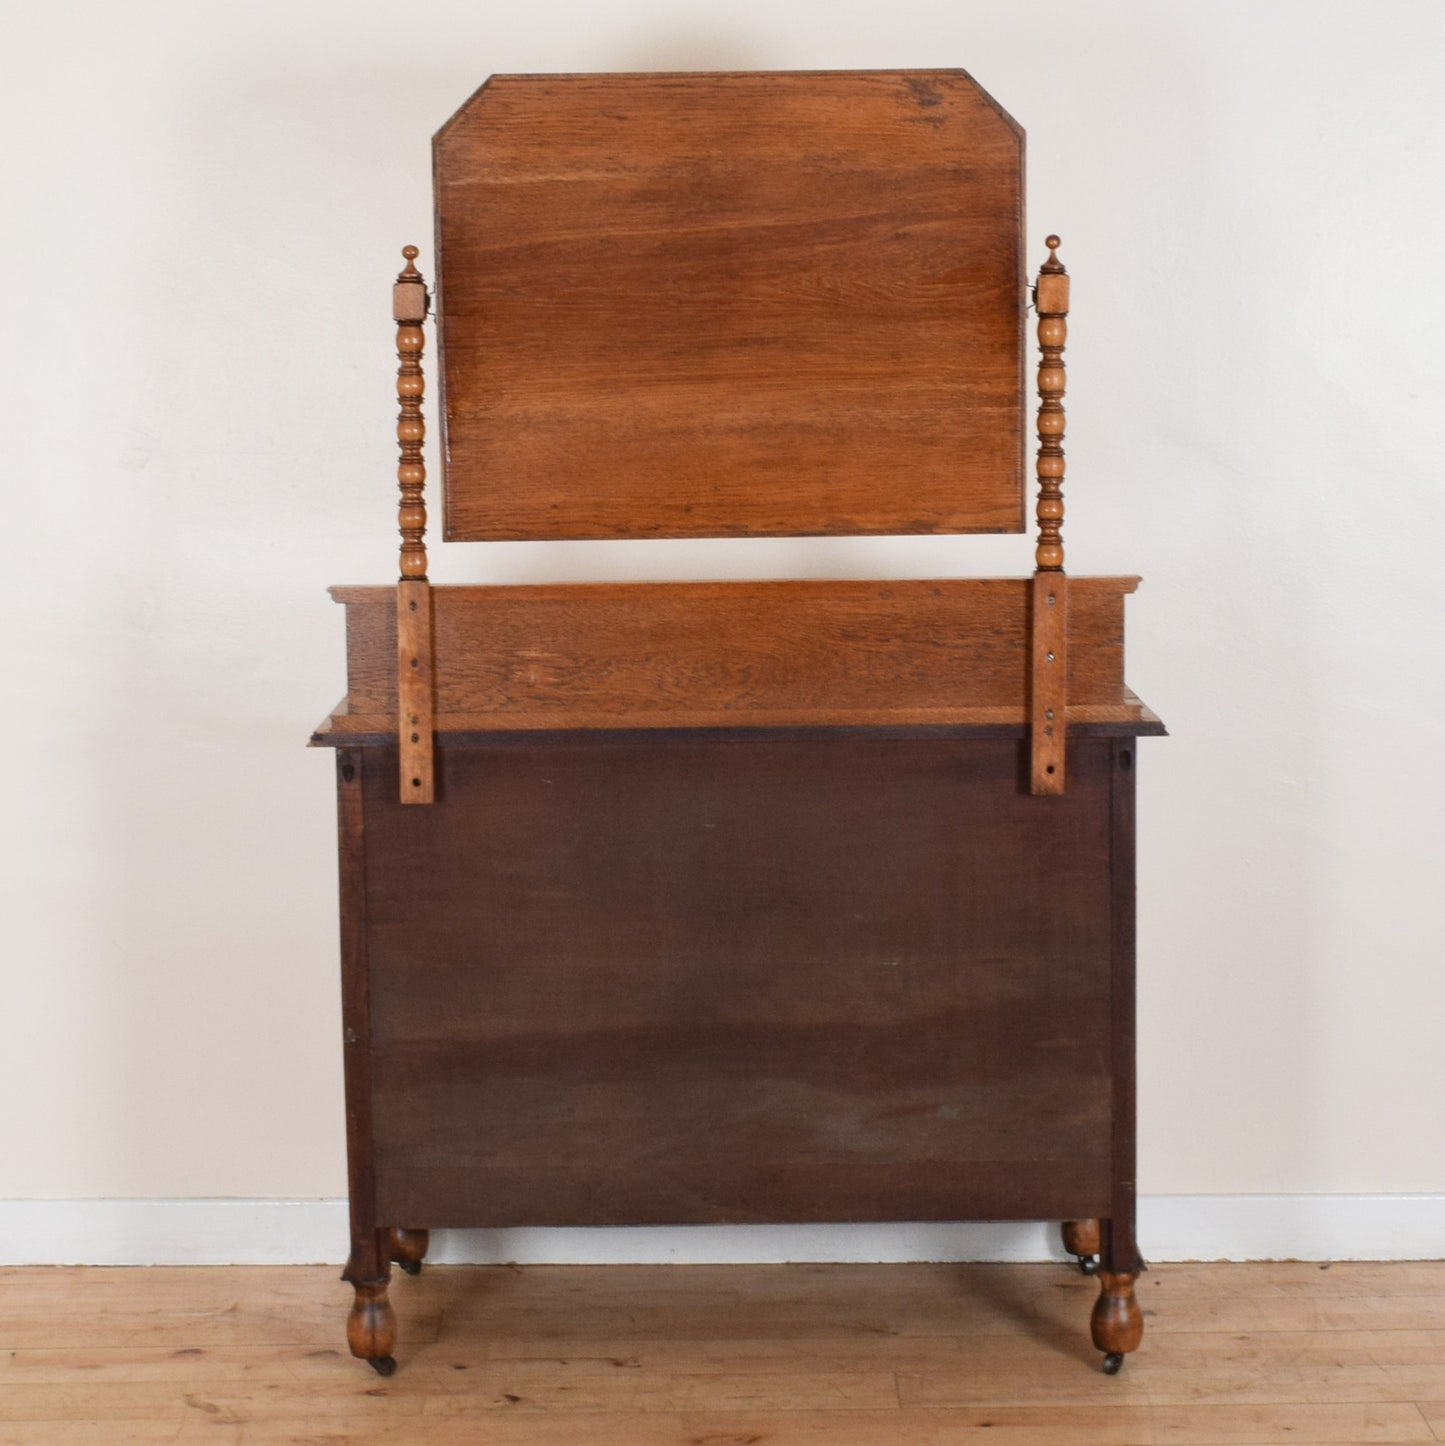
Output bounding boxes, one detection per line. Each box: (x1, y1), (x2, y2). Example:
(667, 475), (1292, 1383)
(312, 69), (1164, 1376)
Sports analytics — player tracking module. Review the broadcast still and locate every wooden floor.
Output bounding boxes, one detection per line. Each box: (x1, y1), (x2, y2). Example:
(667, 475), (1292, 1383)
(2, 1261), (1444, 1443)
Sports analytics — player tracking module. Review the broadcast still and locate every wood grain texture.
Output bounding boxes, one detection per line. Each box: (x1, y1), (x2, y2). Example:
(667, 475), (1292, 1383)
(395, 581), (435, 805)
(1030, 571), (1069, 793)
(432, 70), (1026, 540)
(2, 1263), (1443, 1442)
(329, 577), (1144, 732)
(358, 734), (1119, 1229)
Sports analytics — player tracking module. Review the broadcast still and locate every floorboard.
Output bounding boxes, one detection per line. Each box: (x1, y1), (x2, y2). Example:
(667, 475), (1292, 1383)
(0, 1262), (1441, 1444)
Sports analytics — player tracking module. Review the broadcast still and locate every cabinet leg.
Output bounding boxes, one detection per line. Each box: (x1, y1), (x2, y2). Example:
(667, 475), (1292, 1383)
(389, 1227), (430, 1276)
(346, 1277), (397, 1376)
(1061, 1218), (1100, 1274)
(1091, 1270), (1143, 1374)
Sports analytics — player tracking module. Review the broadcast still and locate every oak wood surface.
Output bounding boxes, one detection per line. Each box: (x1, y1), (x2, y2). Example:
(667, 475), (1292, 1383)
(328, 577), (1146, 733)
(313, 699), (1167, 745)
(2, 1263), (1442, 1443)
(394, 580), (435, 805)
(356, 735), (1120, 1229)
(1029, 570), (1069, 792)
(432, 70), (1026, 540)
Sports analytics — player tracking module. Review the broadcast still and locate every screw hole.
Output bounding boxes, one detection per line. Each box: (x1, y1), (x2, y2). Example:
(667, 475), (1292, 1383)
(411, 778), (422, 788)
(410, 732), (420, 743)
(1046, 764), (1055, 775)
(1046, 651), (1055, 662)
(411, 658), (419, 669)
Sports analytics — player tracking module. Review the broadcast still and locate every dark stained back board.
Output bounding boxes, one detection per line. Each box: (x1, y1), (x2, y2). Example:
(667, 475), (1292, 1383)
(433, 70), (1026, 540)
(364, 734), (1117, 1227)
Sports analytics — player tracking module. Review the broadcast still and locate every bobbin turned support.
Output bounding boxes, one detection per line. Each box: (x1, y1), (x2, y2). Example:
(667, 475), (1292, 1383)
(1030, 236), (1070, 795)
(393, 247), (435, 805)
(342, 1223), (397, 1376)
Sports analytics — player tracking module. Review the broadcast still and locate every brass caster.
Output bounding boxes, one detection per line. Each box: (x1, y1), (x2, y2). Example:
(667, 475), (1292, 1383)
(1077, 1254), (1098, 1276)
(369, 1355), (397, 1377)
(1101, 1352), (1124, 1375)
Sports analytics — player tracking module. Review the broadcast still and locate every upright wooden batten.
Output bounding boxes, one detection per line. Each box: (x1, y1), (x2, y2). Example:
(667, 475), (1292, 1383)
(393, 248), (435, 805)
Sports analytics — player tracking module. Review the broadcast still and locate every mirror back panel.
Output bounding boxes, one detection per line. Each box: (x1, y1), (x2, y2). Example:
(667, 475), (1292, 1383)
(433, 69), (1026, 540)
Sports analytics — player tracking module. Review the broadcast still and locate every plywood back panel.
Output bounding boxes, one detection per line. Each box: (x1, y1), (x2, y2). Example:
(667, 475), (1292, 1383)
(363, 735), (1115, 1227)
(433, 70), (1026, 540)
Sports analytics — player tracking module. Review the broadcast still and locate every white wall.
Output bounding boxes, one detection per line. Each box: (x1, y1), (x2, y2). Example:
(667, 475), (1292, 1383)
(3, 0), (1443, 1255)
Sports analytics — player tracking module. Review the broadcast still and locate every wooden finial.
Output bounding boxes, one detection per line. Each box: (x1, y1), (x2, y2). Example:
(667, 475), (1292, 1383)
(394, 246), (429, 582)
(1034, 235), (1069, 571)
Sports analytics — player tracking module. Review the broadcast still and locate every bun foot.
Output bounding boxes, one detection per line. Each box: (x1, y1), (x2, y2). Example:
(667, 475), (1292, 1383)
(369, 1355), (398, 1377)
(347, 1279), (397, 1369)
(1061, 1218), (1101, 1273)
(388, 1227), (430, 1276)
(1090, 1270), (1143, 1365)
(1101, 1351), (1124, 1375)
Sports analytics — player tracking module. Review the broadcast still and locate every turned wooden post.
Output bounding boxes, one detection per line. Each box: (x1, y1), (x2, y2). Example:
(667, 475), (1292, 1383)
(1030, 235), (1070, 795)
(393, 247), (436, 805)
(395, 246), (429, 582)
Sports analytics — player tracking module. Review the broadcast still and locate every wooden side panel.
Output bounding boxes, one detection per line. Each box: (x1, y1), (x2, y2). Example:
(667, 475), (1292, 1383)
(433, 70), (1025, 540)
(361, 734), (1116, 1227)
(333, 577), (1138, 731)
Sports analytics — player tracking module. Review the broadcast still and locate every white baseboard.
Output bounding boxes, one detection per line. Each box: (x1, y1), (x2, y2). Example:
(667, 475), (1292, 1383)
(1, 1196), (1440, 1266)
